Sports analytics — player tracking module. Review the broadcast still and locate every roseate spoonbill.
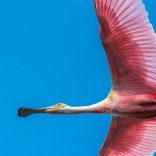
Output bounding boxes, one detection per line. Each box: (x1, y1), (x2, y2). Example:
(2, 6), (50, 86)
(18, 0), (156, 155)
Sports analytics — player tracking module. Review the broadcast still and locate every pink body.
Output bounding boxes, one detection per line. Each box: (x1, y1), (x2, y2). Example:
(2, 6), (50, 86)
(18, 0), (156, 155)
(112, 92), (156, 118)
(94, 0), (156, 155)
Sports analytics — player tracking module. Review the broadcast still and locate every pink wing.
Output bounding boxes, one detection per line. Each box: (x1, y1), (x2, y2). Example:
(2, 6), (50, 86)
(99, 116), (156, 156)
(94, 0), (156, 94)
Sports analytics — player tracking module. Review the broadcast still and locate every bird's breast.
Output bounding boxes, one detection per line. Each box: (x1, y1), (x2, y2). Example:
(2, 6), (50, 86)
(112, 93), (156, 118)
(107, 89), (116, 103)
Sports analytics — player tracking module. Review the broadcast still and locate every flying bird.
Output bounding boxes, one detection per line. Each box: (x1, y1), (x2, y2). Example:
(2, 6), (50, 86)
(18, 0), (156, 155)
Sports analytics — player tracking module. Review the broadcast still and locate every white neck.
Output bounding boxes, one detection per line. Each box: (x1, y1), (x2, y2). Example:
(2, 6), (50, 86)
(57, 99), (111, 114)
(18, 99), (112, 117)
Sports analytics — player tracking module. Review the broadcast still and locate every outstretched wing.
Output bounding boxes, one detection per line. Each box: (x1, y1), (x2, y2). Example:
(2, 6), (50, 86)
(99, 116), (156, 156)
(94, 0), (156, 94)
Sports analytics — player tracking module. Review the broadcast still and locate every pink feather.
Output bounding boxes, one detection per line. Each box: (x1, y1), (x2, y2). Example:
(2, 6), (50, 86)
(94, 0), (156, 155)
(18, 1), (156, 155)
(94, 0), (156, 94)
(99, 116), (156, 156)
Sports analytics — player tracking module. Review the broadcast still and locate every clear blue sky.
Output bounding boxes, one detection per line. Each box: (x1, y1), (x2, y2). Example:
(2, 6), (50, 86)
(0, 0), (156, 156)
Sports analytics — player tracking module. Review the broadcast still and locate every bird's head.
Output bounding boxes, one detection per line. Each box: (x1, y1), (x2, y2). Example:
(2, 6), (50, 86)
(43, 103), (68, 114)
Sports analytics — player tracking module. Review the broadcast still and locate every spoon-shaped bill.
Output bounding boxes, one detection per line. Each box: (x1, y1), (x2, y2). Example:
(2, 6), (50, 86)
(18, 107), (43, 117)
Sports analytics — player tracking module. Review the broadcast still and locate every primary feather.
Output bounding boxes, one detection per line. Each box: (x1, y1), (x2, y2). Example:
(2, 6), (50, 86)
(99, 116), (156, 156)
(94, 0), (156, 94)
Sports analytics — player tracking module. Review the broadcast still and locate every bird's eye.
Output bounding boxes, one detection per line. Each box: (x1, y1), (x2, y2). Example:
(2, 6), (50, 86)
(56, 103), (66, 108)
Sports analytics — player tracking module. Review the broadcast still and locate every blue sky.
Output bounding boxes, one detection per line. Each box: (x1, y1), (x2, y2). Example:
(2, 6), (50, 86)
(0, 0), (156, 156)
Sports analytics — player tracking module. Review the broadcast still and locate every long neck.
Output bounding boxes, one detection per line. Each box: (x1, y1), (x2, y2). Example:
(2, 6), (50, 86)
(57, 99), (112, 114)
(18, 99), (112, 117)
